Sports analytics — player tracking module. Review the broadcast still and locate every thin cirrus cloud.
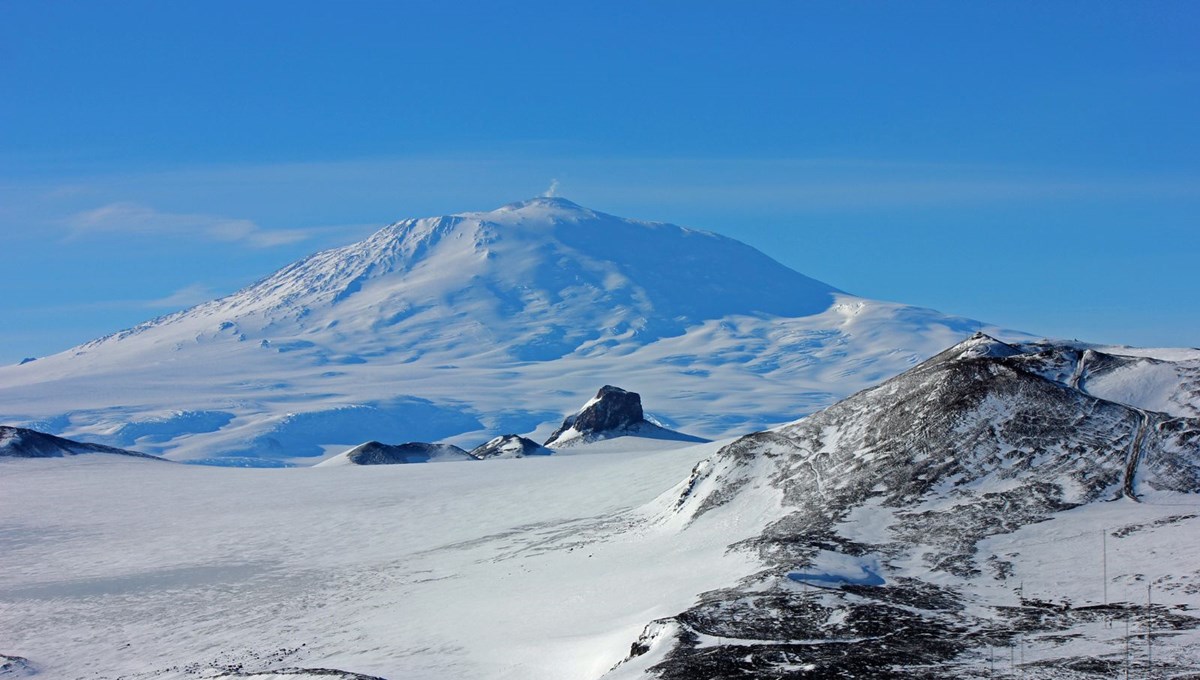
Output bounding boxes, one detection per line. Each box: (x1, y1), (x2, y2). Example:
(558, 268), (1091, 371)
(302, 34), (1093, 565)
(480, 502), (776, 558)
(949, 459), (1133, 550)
(64, 202), (311, 248)
(25, 283), (223, 316)
(141, 283), (221, 309)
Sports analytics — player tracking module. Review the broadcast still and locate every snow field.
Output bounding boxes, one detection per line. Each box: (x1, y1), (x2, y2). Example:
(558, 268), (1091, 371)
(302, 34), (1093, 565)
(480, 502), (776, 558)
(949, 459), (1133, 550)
(0, 440), (759, 680)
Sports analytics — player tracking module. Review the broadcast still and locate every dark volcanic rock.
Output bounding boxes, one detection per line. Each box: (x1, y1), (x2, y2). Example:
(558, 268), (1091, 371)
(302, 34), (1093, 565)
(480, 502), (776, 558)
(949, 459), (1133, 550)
(0, 426), (162, 460)
(547, 385), (642, 443)
(212, 667), (387, 679)
(0, 653), (35, 677)
(336, 441), (474, 465)
(544, 385), (707, 447)
(469, 435), (551, 459)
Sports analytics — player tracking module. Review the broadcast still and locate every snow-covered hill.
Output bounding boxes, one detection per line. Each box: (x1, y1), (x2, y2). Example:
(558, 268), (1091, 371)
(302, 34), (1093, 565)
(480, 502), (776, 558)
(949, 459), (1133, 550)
(469, 434), (552, 459)
(0, 426), (161, 460)
(607, 334), (1200, 678)
(0, 197), (1026, 464)
(314, 441), (475, 467)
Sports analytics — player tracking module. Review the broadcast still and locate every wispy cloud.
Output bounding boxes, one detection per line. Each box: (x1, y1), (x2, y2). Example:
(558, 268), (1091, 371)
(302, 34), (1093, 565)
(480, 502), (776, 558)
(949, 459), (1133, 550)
(64, 202), (312, 247)
(25, 283), (223, 315)
(141, 283), (220, 309)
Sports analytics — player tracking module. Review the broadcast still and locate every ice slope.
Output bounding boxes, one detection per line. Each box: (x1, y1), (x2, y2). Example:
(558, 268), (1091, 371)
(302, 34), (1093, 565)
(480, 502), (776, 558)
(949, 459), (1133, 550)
(607, 334), (1200, 678)
(0, 197), (1018, 463)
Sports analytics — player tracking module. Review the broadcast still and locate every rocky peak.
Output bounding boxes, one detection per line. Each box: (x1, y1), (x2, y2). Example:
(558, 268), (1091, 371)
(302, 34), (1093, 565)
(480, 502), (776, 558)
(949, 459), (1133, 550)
(469, 435), (551, 460)
(324, 441), (474, 466)
(933, 331), (1022, 363)
(545, 385), (644, 446)
(544, 386), (708, 448)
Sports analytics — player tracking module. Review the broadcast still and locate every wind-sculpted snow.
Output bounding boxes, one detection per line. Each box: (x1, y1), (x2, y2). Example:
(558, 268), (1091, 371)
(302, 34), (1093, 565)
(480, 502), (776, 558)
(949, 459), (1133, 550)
(0, 197), (1015, 463)
(612, 334), (1200, 679)
(108, 410), (235, 447)
(236, 399), (482, 459)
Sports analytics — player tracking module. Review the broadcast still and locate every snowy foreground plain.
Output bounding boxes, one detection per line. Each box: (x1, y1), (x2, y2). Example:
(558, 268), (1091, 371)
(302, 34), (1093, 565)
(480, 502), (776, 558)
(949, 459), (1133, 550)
(4, 431), (1200, 679)
(1, 439), (758, 679)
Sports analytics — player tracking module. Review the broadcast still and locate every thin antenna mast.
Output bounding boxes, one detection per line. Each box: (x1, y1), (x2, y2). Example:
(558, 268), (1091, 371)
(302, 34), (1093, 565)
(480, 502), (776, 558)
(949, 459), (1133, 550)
(1103, 529), (1108, 605)
(1147, 583), (1153, 680)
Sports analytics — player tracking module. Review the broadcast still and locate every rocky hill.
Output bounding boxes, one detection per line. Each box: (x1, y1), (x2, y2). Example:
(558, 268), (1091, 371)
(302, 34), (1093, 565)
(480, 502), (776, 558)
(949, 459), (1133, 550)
(315, 441), (475, 466)
(0, 426), (161, 460)
(608, 334), (1200, 678)
(469, 435), (551, 459)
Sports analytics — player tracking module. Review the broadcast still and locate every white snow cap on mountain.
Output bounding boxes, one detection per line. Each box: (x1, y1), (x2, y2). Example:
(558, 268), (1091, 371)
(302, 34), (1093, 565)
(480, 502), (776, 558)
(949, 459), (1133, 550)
(0, 197), (1029, 464)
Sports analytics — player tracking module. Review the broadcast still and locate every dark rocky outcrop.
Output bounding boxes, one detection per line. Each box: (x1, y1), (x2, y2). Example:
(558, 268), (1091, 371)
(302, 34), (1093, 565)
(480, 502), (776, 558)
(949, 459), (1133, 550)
(469, 435), (551, 459)
(0, 653), (35, 677)
(544, 385), (707, 447)
(324, 441), (475, 466)
(0, 426), (162, 460)
(210, 667), (387, 679)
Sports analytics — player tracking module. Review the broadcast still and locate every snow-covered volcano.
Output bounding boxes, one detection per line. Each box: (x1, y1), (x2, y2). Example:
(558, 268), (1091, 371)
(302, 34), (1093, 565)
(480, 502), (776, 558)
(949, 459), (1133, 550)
(0, 197), (1007, 463)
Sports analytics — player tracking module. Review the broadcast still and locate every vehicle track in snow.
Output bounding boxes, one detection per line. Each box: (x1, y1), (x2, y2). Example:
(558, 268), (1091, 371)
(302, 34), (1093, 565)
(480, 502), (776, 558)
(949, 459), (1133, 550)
(1069, 349), (1092, 391)
(1122, 409), (1152, 502)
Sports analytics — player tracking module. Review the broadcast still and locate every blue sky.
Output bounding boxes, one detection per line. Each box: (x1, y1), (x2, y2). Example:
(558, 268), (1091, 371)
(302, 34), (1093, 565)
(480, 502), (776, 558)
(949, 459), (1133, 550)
(1, 1), (1198, 362)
